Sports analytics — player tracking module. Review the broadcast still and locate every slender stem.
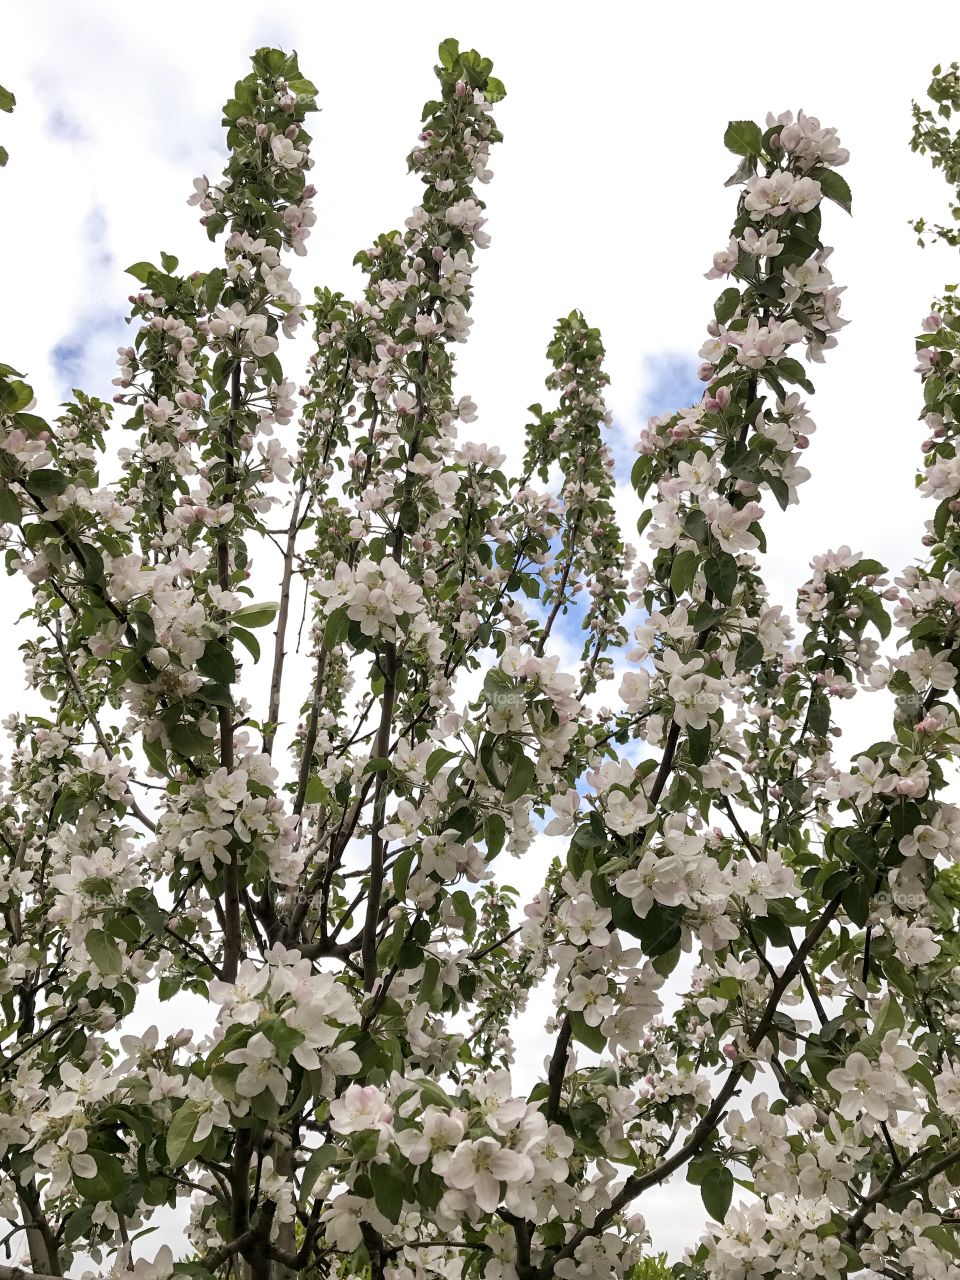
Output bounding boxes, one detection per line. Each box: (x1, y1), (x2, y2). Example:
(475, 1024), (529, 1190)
(292, 649), (329, 818)
(220, 359), (242, 984)
(362, 644), (396, 991)
(263, 482), (306, 757)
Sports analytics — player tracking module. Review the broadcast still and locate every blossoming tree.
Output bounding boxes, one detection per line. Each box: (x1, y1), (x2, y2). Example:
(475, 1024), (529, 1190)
(2, 34), (960, 1280)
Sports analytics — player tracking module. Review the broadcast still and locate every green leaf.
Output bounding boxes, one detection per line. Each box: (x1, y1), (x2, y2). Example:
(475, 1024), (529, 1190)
(724, 154), (756, 187)
(158, 975), (180, 1002)
(811, 167), (852, 214)
(260, 1016), (305, 1063)
(426, 748), (457, 781)
(287, 77), (319, 100)
(25, 468), (67, 496)
(860, 591), (891, 640)
(126, 887), (167, 936)
(842, 877), (872, 927)
(713, 288), (741, 326)
(125, 261), (157, 284)
(611, 897), (682, 957)
(75, 1150), (127, 1202)
(704, 553), (737, 605)
(197, 640), (236, 687)
(168, 720), (212, 759)
(484, 812), (506, 857)
(687, 724), (712, 767)
(86, 928), (122, 976)
(166, 1101), (204, 1167)
(852, 558), (886, 579)
(350, 1129), (380, 1161)
(232, 625), (261, 664)
(399, 499), (419, 534)
(724, 120), (763, 157)
(231, 602), (279, 629)
(204, 268), (225, 313)
(160, 251), (179, 273)
(701, 1165), (734, 1222)
(142, 734), (168, 776)
(370, 1160), (406, 1223)
(0, 487), (20, 524)
(807, 691), (830, 738)
(735, 632), (764, 671)
(438, 37), (460, 70)
(684, 508), (709, 545)
(0, 85), (15, 113)
(451, 889), (477, 941)
(876, 991), (905, 1037)
(484, 75), (506, 104)
(304, 775), (329, 806)
(0, 378), (32, 413)
(503, 751), (536, 804)
(670, 549), (699, 597)
(775, 357), (815, 394)
(569, 1010), (606, 1053)
(392, 848), (415, 899)
(924, 374), (944, 409)
(322, 606), (349, 652)
(300, 1144), (339, 1205)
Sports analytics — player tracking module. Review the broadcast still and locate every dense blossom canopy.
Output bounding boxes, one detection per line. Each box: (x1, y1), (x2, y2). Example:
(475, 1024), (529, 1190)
(1, 38), (960, 1280)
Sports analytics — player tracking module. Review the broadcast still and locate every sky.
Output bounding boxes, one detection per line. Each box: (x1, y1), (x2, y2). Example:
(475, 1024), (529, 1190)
(3, 0), (960, 1265)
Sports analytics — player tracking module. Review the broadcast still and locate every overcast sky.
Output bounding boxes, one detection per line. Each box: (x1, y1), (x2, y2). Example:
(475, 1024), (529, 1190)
(3, 0), (960, 1264)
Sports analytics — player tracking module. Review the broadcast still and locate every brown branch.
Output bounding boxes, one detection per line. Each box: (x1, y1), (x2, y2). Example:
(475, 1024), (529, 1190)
(219, 360), (243, 984)
(263, 481), (306, 757)
(545, 1015), (573, 1122)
